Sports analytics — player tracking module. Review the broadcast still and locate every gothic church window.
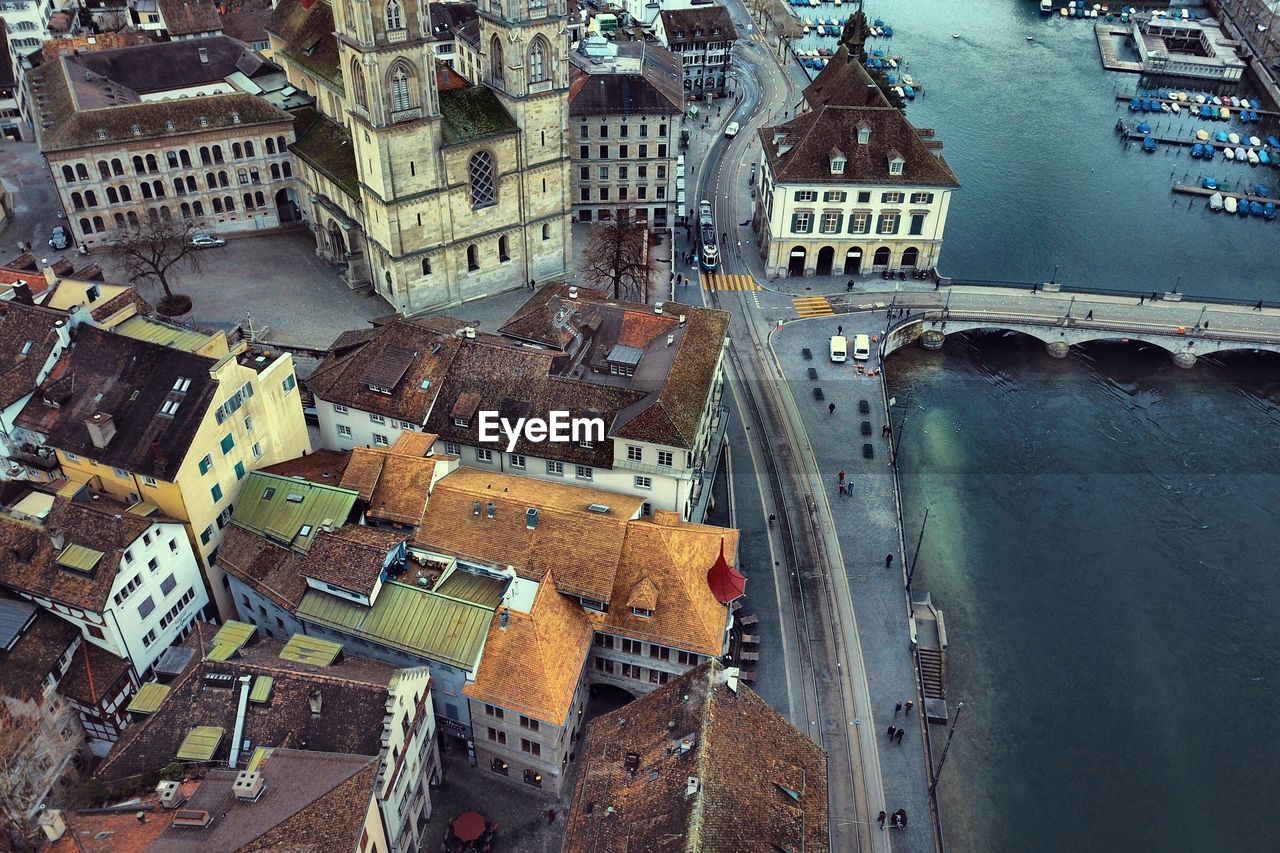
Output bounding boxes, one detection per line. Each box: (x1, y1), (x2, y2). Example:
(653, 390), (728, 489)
(469, 150), (496, 208)
(389, 64), (416, 113)
(351, 60), (368, 109)
(386, 0), (402, 30)
(529, 37), (548, 84)
(490, 36), (504, 86)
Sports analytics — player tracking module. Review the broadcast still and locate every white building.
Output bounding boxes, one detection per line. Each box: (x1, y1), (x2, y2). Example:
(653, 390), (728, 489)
(753, 48), (959, 277)
(308, 284), (731, 522)
(0, 491), (210, 679)
(1, 0), (79, 140)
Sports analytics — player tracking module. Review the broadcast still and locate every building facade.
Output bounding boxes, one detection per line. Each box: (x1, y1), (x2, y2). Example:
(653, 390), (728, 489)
(268, 0), (573, 314)
(568, 33), (682, 226)
(654, 6), (736, 98)
(753, 48), (959, 278)
(2, 0), (79, 140)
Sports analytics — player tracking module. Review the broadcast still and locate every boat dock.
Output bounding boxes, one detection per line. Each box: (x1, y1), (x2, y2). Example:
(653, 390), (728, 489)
(1115, 119), (1274, 154)
(1095, 24), (1143, 73)
(1113, 93), (1280, 119)
(1171, 183), (1280, 205)
(909, 592), (949, 725)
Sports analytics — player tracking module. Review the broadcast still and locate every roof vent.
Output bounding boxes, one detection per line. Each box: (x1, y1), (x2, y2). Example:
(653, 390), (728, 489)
(525, 507), (538, 529)
(165, 119), (175, 131)
(464, 326), (476, 339)
(624, 752), (640, 776)
(172, 810), (212, 829)
(155, 780), (185, 809)
(587, 503), (610, 514)
(96, 128), (107, 140)
(199, 116), (209, 127)
(499, 607), (509, 629)
(568, 286), (579, 299)
(678, 314), (686, 326)
(231, 111), (241, 123)
(85, 412), (116, 449)
(232, 770), (265, 802)
(685, 776), (699, 797)
(486, 502), (495, 518)
(654, 302), (664, 315)
(307, 687), (322, 716)
(197, 47), (209, 63)
(49, 529), (65, 551)
(473, 500), (481, 515)
(724, 666), (740, 693)
(320, 518), (335, 533)
(678, 733), (696, 754)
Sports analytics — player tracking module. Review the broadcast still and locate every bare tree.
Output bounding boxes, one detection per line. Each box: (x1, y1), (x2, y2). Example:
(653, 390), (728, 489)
(579, 210), (651, 303)
(107, 216), (204, 316)
(0, 695), (82, 847)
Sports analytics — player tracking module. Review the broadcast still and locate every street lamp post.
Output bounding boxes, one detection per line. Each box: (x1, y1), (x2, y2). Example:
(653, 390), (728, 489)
(1066, 295), (1075, 319)
(929, 701), (965, 795)
(906, 504), (930, 598)
(1174, 273), (1183, 294)
(1050, 264), (1059, 285)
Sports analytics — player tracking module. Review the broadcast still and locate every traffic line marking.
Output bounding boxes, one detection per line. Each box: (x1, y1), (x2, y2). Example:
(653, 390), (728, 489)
(793, 296), (835, 318)
(702, 273), (762, 291)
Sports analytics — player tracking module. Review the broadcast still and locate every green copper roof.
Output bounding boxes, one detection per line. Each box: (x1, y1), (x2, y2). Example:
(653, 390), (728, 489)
(208, 620), (255, 660)
(176, 726), (224, 761)
(433, 571), (507, 609)
(278, 634), (342, 667)
(126, 682), (171, 714)
(230, 472), (357, 553)
(113, 315), (213, 353)
(55, 543), (104, 573)
(296, 581), (494, 670)
(248, 675), (274, 704)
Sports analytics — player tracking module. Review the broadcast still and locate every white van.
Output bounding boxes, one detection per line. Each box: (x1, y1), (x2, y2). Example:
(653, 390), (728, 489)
(829, 335), (847, 362)
(725, 121), (740, 138)
(852, 334), (871, 361)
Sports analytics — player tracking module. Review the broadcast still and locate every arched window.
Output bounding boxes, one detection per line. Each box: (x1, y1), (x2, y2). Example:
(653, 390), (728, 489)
(160, 207), (171, 221)
(277, 136), (286, 153)
(266, 138), (276, 155)
(528, 37), (548, 84)
(167, 151), (179, 169)
(498, 235), (510, 261)
(127, 210), (140, 227)
(255, 191), (265, 207)
(244, 192), (254, 210)
(108, 187), (120, 204)
(213, 145), (224, 164)
(120, 185), (132, 202)
(219, 171), (229, 187)
(224, 196), (235, 212)
(466, 244), (479, 271)
(343, 0), (353, 30)
(386, 0), (402, 30)
(111, 158), (124, 176)
(282, 161), (293, 178)
(75, 163), (89, 180)
(389, 63), (415, 113)
(186, 176), (197, 193)
(490, 35), (504, 86)
(200, 147), (211, 166)
(468, 150), (495, 208)
(245, 141), (254, 157)
(237, 169), (249, 185)
(213, 197), (223, 213)
(152, 180), (164, 197)
(232, 142), (243, 159)
(79, 217), (91, 234)
(421, 257), (431, 276)
(180, 150), (191, 167)
(192, 201), (204, 217)
(132, 155), (145, 174)
(173, 179), (184, 196)
(141, 182), (153, 199)
(180, 203), (191, 219)
(71, 192), (84, 210)
(206, 172), (216, 189)
(84, 190), (97, 207)
(147, 207), (160, 224)
(114, 212), (126, 228)
(145, 154), (157, 172)
(542, 222), (550, 241)
(62, 165), (75, 182)
(351, 60), (368, 109)
(271, 164), (280, 180)
(93, 216), (105, 232)
(97, 160), (110, 179)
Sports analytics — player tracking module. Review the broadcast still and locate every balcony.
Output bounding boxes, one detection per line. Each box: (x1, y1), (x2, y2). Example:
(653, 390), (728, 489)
(688, 406), (728, 523)
(613, 456), (685, 478)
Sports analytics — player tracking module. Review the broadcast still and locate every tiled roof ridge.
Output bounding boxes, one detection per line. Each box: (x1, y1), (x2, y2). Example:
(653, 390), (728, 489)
(687, 662), (718, 847)
(228, 656), (395, 690)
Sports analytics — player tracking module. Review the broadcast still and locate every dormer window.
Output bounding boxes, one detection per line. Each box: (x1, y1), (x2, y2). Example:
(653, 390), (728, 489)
(887, 148), (905, 176)
(581, 597), (607, 613)
(369, 384), (392, 394)
(857, 124), (871, 146)
(631, 606), (652, 618)
(830, 155), (845, 175)
(454, 417), (469, 428)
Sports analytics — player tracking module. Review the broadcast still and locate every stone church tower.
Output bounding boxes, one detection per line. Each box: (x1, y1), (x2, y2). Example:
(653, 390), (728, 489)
(333, 0), (572, 312)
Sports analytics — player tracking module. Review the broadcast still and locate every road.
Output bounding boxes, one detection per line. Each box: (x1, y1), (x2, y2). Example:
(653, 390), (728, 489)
(683, 12), (896, 852)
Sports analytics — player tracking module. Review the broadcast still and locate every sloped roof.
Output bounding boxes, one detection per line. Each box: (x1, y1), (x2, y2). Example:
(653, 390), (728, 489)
(300, 525), (405, 597)
(658, 6), (737, 42)
(464, 572), (595, 723)
(216, 525), (309, 611)
(564, 660), (829, 853)
(97, 623), (398, 782)
(230, 472), (359, 552)
(411, 467), (643, 601)
(267, 0), (342, 91)
(158, 0), (224, 35)
(568, 42), (683, 117)
(261, 448), (350, 485)
(0, 610), (78, 702)
(306, 317), (462, 422)
(0, 496), (157, 611)
(439, 86), (518, 146)
(57, 640), (133, 706)
(339, 447), (438, 527)
(15, 326), (218, 480)
(0, 302), (66, 411)
(288, 107), (359, 198)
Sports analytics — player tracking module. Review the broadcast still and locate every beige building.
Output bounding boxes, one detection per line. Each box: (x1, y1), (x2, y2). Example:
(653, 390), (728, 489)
(568, 33), (683, 226)
(267, 0), (574, 314)
(26, 37), (305, 247)
(753, 48), (959, 278)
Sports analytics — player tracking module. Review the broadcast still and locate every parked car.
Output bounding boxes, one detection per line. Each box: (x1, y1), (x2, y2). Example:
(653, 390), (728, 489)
(190, 233), (227, 249)
(48, 226), (70, 250)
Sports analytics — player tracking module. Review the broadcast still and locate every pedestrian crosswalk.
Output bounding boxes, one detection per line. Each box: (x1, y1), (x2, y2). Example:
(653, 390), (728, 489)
(702, 273), (761, 292)
(751, 33), (767, 42)
(793, 296), (835, 318)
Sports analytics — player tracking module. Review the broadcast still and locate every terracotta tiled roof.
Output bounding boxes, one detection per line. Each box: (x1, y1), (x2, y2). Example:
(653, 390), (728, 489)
(603, 511), (732, 657)
(267, 0), (342, 90)
(216, 525), (309, 611)
(568, 42), (683, 117)
(57, 640), (133, 706)
(261, 448), (350, 485)
(97, 623), (398, 782)
(299, 525), (406, 597)
(464, 572), (595, 723)
(564, 660), (829, 853)
(44, 782), (200, 853)
(88, 288), (153, 323)
(411, 467), (642, 601)
(0, 610), (78, 702)
(0, 302), (66, 411)
(339, 447), (438, 527)
(16, 325), (220, 481)
(158, 0), (224, 35)
(388, 431), (437, 457)
(658, 6), (738, 43)
(0, 496), (157, 612)
(306, 317), (462, 422)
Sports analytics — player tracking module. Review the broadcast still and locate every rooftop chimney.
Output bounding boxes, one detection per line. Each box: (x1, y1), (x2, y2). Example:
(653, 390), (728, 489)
(525, 507), (538, 529)
(568, 286), (579, 299)
(486, 501), (495, 518)
(624, 752), (640, 776)
(308, 687), (322, 716)
(499, 607), (509, 629)
(50, 529), (65, 550)
(232, 771), (266, 802)
(464, 326), (476, 339)
(654, 302), (664, 315)
(85, 412), (116, 449)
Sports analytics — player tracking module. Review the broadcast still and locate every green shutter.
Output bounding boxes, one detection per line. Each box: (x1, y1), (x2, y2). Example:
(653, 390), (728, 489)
(199, 455), (212, 475)
(235, 461), (246, 480)
(220, 433), (235, 454)
(211, 483), (223, 502)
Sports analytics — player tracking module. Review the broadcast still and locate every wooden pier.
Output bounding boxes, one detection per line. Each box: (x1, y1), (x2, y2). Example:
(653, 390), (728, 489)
(1095, 24), (1143, 73)
(1114, 93), (1280, 119)
(1115, 120), (1276, 155)
(1171, 183), (1280, 205)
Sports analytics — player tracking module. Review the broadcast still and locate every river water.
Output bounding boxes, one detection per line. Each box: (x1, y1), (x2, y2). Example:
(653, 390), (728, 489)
(805, 0), (1280, 849)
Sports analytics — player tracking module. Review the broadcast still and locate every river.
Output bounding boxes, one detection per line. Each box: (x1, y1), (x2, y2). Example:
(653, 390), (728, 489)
(803, 0), (1280, 849)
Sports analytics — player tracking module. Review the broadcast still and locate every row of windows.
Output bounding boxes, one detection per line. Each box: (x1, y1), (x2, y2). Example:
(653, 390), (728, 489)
(577, 122), (669, 140)
(579, 164), (668, 182)
(580, 185), (665, 203)
(579, 144), (668, 161)
(790, 209), (928, 236)
(157, 587), (198, 630)
(58, 140), (290, 184)
(594, 633), (701, 666)
(593, 657), (672, 684)
(793, 189), (935, 205)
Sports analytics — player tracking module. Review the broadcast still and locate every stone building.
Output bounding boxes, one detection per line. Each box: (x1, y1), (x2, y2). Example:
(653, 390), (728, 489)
(568, 33), (683, 226)
(753, 48), (959, 278)
(267, 0), (574, 314)
(26, 37), (305, 246)
(654, 5), (736, 99)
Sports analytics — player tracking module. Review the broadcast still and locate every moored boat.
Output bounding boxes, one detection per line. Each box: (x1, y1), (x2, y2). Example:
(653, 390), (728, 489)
(1265, 202), (1276, 221)
(1248, 149), (1260, 165)
(1249, 200), (1265, 217)
(1196, 128), (1210, 141)
(1236, 146), (1247, 160)
(1202, 175), (1218, 189)
(1041, 0), (1053, 12)
(1224, 147), (1236, 160)
(1237, 198), (1251, 217)
(1225, 195), (1238, 213)
(1208, 191), (1224, 211)
(1228, 132), (1241, 145)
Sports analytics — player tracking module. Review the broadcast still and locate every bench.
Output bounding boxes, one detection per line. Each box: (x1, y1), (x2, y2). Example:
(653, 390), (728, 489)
(807, 367), (818, 380)
(802, 347), (813, 360)
(739, 650), (760, 662)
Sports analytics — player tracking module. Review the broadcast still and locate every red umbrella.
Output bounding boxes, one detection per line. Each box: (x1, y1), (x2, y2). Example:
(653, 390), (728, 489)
(452, 812), (486, 843)
(706, 537), (745, 604)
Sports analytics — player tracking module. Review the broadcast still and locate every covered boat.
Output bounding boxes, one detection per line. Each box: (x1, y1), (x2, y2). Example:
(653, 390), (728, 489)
(1265, 202), (1276, 221)
(1225, 147), (1236, 160)
(1216, 130), (1229, 143)
(1228, 132), (1241, 144)
(1249, 201), (1265, 217)
(1236, 146), (1247, 160)
(1192, 143), (1205, 159)
(1225, 196), (1239, 213)
(1196, 128), (1210, 141)
(1220, 107), (1231, 119)
(1261, 150), (1272, 165)
(1202, 175), (1218, 189)
(1257, 183), (1271, 197)
(1208, 191), (1224, 211)
(1142, 136), (1158, 152)
(1247, 149), (1260, 165)
(1267, 135), (1280, 149)
(1237, 199), (1251, 217)
(1249, 136), (1262, 148)
(1137, 121), (1152, 133)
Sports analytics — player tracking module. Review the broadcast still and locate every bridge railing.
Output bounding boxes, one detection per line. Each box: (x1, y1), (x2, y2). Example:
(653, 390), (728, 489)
(904, 309), (1280, 346)
(944, 278), (1275, 310)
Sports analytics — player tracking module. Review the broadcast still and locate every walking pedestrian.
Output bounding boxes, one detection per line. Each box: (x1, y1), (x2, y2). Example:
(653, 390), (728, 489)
(885, 553), (894, 570)
(838, 483), (846, 496)
(882, 423), (891, 437)
(847, 280), (854, 292)
(529, 278), (536, 291)
(886, 725), (896, 741)
(546, 808), (557, 825)
(878, 810), (887, 830)
(1203, 321), (1209, 330)
(1152, 291), (1159, 302)
(904, 699), (913, 716)
(828, 402), (836, 415)
(1139, 295), (1145, 305)
(768, 513), (776, 527)
(894, 700), (903, 717)
(895, 727), (905, 744)
(1085, 309), (1093, 320)
(1254, 300), (1264, 311)
(838, 470), (846, 484)
(837, 325), (843, 336)
(934, 279), (940, 291)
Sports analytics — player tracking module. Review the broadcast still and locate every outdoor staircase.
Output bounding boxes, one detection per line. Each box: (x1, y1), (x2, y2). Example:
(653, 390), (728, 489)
(917, 647), (945, 699)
